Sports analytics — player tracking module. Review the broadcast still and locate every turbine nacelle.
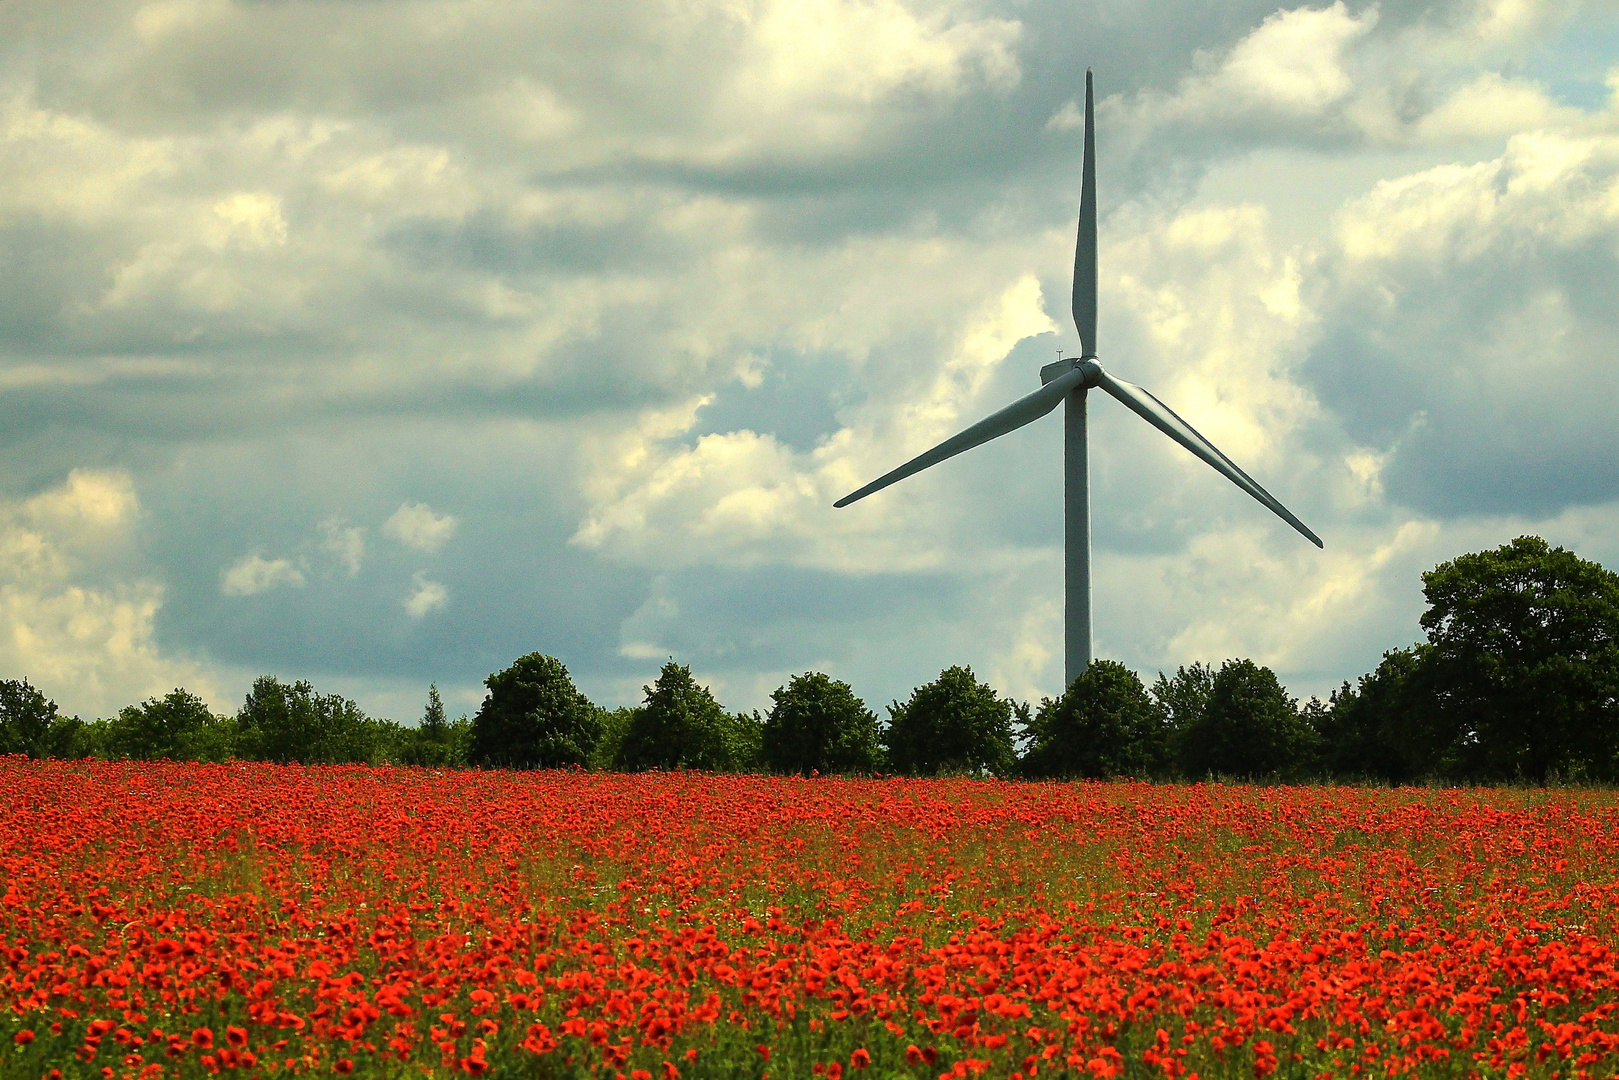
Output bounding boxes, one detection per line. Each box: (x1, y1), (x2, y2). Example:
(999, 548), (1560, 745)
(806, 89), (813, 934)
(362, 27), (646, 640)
(1040, 357), (1101, 388)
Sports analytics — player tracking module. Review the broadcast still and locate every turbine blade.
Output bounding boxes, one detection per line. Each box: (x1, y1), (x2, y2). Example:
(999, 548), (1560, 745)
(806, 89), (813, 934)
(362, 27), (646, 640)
(1094, 367), (1324, 548)
(1072, 69), (1097, 356)
(835, 367), (1087, 507)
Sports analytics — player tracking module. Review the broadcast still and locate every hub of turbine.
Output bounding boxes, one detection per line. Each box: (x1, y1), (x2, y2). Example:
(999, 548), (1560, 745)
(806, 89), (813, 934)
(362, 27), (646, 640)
(1039, 356), (1102, 388)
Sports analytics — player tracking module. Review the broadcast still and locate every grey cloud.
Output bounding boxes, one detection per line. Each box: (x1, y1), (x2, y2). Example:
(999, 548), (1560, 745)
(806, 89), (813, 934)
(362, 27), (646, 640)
(5, 0), (1617, 721)
(1305, 143), (1619, 517)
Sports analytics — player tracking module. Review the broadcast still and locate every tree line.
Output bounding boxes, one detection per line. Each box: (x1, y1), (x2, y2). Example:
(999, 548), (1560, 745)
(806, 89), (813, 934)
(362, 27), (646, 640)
(3, 536), (1615, 783)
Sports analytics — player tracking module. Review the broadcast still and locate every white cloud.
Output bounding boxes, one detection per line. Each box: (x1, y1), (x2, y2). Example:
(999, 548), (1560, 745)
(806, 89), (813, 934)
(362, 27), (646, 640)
(572, 274), (1057, 572)
(320, 517), (365, 576)
(220, 553), (305, 596)
(3, 0), (1619, 720)
(731, 0), (1023, 138)
(383, 502), (458, 553)
(0, 470), (219, 717)
(404, 572), (448, 618)
(1119, 0), (1605, 151)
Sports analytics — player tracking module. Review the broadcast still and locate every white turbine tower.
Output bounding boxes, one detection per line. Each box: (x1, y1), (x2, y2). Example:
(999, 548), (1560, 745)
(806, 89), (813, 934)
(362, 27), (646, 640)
(835, 70), (1323, 688)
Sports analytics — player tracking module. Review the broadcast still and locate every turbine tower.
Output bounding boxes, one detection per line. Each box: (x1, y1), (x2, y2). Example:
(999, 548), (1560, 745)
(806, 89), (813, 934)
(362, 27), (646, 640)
(834, 70), (1323, 688)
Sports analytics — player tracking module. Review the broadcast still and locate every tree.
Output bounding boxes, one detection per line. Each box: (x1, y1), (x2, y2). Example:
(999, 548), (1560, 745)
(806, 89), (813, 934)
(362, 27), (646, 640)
(618, 661), (754, 772)
(236, 676), (378, 764)
(591, 707), (635, 770)
(1312, 648), (1439, 782)
(1418, 536), (1619, 782)
(106, 689), (221, 761)
(1179, 659), (1316, 779)
(401, 683), (463, 767)
(763, 672), (883, 776)
(1150, 663), (1214, 774)
(0, 679), (58, 758)
(423, 684), (447, 740)
(884, 666), (1016, 776)
(470, 655), (601, 769)
(1021, 660), (1167, 779)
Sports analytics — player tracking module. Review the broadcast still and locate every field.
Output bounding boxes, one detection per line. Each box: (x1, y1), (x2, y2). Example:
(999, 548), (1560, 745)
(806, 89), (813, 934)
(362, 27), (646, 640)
(4, 761), (1619, 1079)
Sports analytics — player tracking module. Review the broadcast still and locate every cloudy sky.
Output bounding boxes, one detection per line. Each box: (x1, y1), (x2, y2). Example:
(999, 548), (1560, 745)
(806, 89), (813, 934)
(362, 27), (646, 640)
(4, 0), (1618, 724)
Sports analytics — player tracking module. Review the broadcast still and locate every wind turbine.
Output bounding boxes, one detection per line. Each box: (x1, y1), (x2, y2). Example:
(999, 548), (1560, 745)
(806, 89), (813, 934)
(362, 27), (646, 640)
(834, 70), (1322, 688)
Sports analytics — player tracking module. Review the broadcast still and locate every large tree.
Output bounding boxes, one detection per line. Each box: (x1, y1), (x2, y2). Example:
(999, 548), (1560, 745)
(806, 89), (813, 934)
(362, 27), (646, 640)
(471, 654), (602, 769)
(1312, 648), (1439, 782)
(884, 666), (1016, 776)
(1179, 659), (1316, 779)
(618, 661), (756, 772)
(1020, 660), (1167, 779)
(0, 679), (58, 758)
(1150, 662), (1214, 772)
(764, 672), (883, 776)
(1419, 536), (1619, 782)
(237, 677), (377, 764)
(107, 689), (222, 761)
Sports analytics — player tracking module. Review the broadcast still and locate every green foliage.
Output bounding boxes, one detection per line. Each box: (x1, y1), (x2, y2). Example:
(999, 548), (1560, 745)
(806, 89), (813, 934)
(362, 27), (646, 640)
(0, 679), (58, 758)
(1021, 660), (1167, 779)
(1418, 536), (1619, 782)
(422, 684), (446, 741)
(471, 655), (601, 769)
(589, 707), (635, 770)
(1150, 662), (1214, 768)
(398, 685), (472, 767)
(235, 676), (380, 764)
(763, 672), (883, 776)
(106, 689), (227, 761)
(1312, 648), (1437, 782)
(618, 661), (758, 772)
(884, 666), (1016, 776)
(1180, 659), (1317, 779)
(40, 715), (107, 760)
(728, 709), (766, 773)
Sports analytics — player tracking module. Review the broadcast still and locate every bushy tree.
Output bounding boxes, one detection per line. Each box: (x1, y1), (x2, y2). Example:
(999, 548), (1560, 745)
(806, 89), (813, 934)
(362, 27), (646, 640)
(618, 662), (756, 772)
(590, 707), (636, 770)
(1419, 536), (1619, 782)
(235, 676), (378, 764)
(0, 679), (58, 758)
(0, 676), (60, 761)
(763, 672), (883, 776)
(471, 655), (603, 769)
(1150, 662), (1214, 768)
(106, 689), (230, 761)
(1180, 659), (1316, 779)
(884, 666), (1016, 776)
(1021, 660), (1167, 779)
(1312, 648), (1437, 782)
(401, 684), (468, 767)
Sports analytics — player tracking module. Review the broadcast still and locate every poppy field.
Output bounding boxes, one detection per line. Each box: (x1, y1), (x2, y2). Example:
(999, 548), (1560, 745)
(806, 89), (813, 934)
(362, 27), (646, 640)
(5, 760), (1619, 1079)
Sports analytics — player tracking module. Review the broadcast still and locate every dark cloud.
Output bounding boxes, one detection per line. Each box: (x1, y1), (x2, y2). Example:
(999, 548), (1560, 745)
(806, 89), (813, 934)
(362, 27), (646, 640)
(4, 0), (1616, 719)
